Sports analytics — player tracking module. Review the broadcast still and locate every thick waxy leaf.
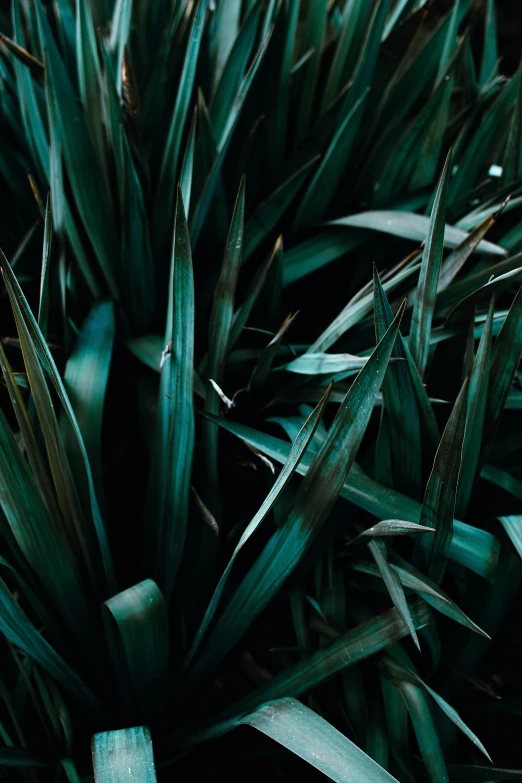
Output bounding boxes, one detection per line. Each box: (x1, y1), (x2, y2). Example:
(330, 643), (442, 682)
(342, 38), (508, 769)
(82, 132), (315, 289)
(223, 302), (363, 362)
(243, 698), (399, 783)
(409, 150), (451, 377)
(93, 727), (157, 783)
(104, 580), (168, 721)
(185, 304), (405, 684)
(144, 190), (194, 599)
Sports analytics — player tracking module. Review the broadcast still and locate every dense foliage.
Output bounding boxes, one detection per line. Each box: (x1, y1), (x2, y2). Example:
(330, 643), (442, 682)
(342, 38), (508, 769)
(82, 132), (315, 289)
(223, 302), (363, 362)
(1, 0), (522, 781)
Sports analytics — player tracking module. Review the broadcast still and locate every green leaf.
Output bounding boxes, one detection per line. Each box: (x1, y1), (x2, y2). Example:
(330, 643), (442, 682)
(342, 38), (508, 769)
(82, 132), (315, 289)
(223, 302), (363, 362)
(249, 312), (298, 390)
(0, 576), (99, 710)
(185, 303), (405, 683)
(0, 748), (56, 767)
(294, 3), (327, 138)
(109, 0), (132, 92)
(243, 698), (399, 783)
(351, 520), (434, 541)
(76, 0), (107, 174)
(11, 0), (49, 181)
(228, 236), (281, 350)
(285, 353), (367, 375)
(210, 1), (262, 149)
(243, 157), (318, 261)
(63, 301), (115, 506)
(190, 32), (271, 246)
(183, 389), (329, 671)
(438, 206), (507, 292)
(499, 516), (522, 561)
(210, 0), (242, 91)
(180, 107), (197, 216)
(4, 261), (98, 585)
(282, 230), (368, 286)
(93, 727), (157, 783)
(414, 380), (468, 583)
(203, 179), (245, 514)
(38, 194), (52, 337)
(328, 212), (504, 257)
(36, 0), (120, 300)
(0, 402), (93, 645)
(187, 603), (430, 741)
(206, 420), (499, 580)
(292, 92), (368, 232)
(322, 0), (371, 110)
(352, 558), (487, 637)
(0, 253), (116, 592)
(381, 655), (490, 763)
(409, 149), (452, 377)
(104, 580), (168, 722)
(456, 300), (494, 518)
(310, 258), (419, 352)
(374, 267), (433, 498)
(144, 189), (194, 599)
(479, 0), (498, 87)
(483, 285), (522, 449)
(125, 335), (163, 372)
(121, 136), (155, 331)
(394, 680), (449, 783)
(157, 0), (210, 240)
(368, 539), (420, 649)
(448, 766), (522, 782)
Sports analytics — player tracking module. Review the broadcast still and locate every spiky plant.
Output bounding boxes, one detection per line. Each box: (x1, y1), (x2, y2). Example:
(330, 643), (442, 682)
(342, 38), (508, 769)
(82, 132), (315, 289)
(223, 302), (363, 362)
(1, 0), (522, 781)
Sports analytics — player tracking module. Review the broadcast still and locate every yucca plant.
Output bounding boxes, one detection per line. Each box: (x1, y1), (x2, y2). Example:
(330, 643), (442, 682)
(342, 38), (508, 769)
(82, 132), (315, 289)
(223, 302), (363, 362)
(1, 0), (522, 781)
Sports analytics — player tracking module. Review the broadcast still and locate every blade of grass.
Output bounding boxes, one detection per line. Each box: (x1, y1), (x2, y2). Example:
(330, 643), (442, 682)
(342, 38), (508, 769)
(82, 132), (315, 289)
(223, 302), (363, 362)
(185, 303), (405, 685)
(143, 189), (194, 599)
(409, 150), (452, 377)
(104, 581), (168, 722)
(182, 389), (329, 672)
(243, 698), (400, 783)
(414, 380), (468, 583)
(93, 727), (157, 783)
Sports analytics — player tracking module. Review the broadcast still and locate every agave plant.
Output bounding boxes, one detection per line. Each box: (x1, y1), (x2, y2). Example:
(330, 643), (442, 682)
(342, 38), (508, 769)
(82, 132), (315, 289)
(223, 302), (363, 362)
(1, 0), (522, 782)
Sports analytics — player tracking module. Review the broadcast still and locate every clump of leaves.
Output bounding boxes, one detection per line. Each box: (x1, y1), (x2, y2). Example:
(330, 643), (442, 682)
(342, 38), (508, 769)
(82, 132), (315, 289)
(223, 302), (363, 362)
(1, 1), (522, 782)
